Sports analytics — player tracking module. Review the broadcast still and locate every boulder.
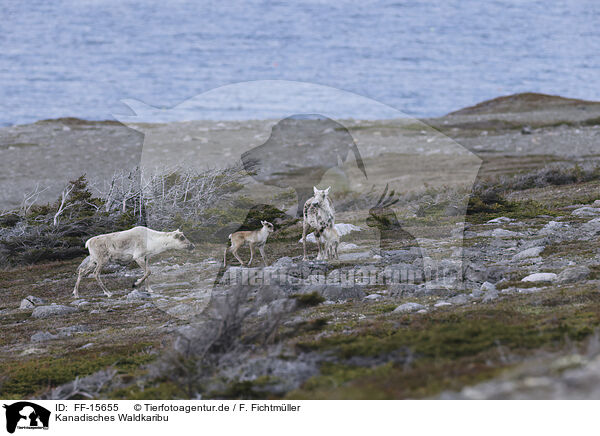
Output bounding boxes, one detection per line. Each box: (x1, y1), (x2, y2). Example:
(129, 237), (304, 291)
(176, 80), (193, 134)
(58, 325), (91, 337)
(513, 246), (544, 261)
(301, 284), (365, 301)
(471, 289), (485, 298)
(572, 207), (600, 217)
(31, 305), (77, 318)
(449, 294), (470, 305)
(492, 228), (521, 238)
(126, 290), (151, 301)
(482, 289), (499, 302)
(557, 266), (590, 284)
(31, 331), (58, 342)
(393, 302), (425, 313)
(271, 256), (295, 268)
(487, 217), (513, 224)
(480, 281), (497, 292)
(539, 220), (569, 235)
(19, 295), (46, 309)
(363, 294), (383, 301)
(521, 273), (557, 283)
(582, 218), (600, 232)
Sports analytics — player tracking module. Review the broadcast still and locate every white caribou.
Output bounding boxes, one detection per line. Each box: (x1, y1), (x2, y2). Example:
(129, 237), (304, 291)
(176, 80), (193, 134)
(73, 226), (194, 297)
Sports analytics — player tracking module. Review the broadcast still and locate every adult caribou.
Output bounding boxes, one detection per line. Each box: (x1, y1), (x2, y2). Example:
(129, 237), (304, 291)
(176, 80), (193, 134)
(73, 226), (194, 297)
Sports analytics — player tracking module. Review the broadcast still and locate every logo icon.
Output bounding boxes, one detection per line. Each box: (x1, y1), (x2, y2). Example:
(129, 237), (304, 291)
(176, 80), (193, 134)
(3, 402), (50, 434)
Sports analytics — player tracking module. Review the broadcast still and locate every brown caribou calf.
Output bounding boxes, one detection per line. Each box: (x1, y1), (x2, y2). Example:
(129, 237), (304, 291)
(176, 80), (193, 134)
(224, 221), (274, 267)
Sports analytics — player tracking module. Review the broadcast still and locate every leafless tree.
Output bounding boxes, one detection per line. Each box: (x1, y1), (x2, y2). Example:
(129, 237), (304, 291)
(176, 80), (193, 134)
(53, 183), (74, 226)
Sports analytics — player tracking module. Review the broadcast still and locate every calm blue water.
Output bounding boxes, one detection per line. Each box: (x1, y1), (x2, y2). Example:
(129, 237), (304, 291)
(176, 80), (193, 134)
(1, 0), (599, 125)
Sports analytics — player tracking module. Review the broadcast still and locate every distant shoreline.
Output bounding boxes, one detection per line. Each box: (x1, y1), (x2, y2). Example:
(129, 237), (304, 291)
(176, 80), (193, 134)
(4, 93), (600, 129)
(2, 92), (600, 210)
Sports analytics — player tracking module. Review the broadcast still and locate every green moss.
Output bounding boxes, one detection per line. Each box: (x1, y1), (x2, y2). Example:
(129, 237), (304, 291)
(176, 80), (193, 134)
(288, 289), (600, 398)
(291, 292), (325, 307)
(300, 362), (394, 394)
(496, 280), (547, 290)
(0, 343), (156, 399)
(208, 375), (277, 399)
(110, 382), (186, 400)
(288, 359), (503, 400)
(542, 241), (597, 258)
(372, 303), (397, 313)
(467, 199), (556, 224)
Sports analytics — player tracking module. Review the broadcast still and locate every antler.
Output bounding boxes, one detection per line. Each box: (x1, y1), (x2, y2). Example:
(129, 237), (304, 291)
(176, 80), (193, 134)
(374, 184), (399, 208)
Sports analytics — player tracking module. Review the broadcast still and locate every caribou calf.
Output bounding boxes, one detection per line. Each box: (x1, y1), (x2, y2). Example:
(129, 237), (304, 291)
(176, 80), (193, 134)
(74, 226), (194, 297)
(320, 225), (340, 260)
(224, 221), (274, 267)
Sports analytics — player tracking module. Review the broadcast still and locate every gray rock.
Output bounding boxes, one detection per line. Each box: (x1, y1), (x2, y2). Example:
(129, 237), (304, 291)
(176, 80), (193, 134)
(583, 218), (600, 232)
(257, 304), (269, 317)
(557, 266), (590, 284)
(449, 294), (470, 305)
(31, 305), (77, 318)
(338, 251), (371, 262)
(482, 289), (499, 302)
(19, 295), (46, 309)
(572, 207), (600, 217)
(58, 325), (91, 337)
(513, 246), (544, 261)
(480, 281), (497, 292)
(31, 331), (58, 342)
(126, 289), (151, 301)
(393, 302), (425, 313)
(434, 300), (452, 307)
(266, 298), (298, 315)
(539, 220), (569, 235)
(20, 299), (35, 309)
(487, 217), (513, 224)
(471, 289), (485, 298)
(169, 304), (194, 317)
(522, 273), (557, 283)
(385, 248), (422, 263)
(492, 228), (521, 238)
(270, 256), (295, 268)
(301, 284), (365, 301)
(363, 293), (383, 301)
